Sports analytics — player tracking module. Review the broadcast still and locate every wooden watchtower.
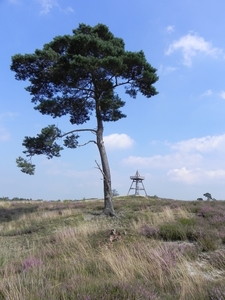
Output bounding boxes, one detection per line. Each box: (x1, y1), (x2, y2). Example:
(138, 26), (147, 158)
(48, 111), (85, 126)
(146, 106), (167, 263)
(127, 170), (147, 196)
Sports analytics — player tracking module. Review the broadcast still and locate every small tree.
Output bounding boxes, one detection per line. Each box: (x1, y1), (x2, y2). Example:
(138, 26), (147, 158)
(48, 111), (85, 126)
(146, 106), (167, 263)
(197, 198), (203, 201)
(11, 24), (158, 215)
(203, 193), (212, 201)
(112, 189), (119, 197)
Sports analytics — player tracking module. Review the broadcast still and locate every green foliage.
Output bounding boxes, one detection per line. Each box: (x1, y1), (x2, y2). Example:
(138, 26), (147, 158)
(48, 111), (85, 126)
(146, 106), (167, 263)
(203, 192), (212, 200)
(159, 223), (186, 241)
(22, 125), (63, 159)
(0, 197), (9, 201)
(16, 156), (35, 175)
(63, 133), (79, 148)
(178, 218), (195, 226)
(197, 197), (203, 201)
(11, 23), (158, 125)
(16, 125), (64, 174)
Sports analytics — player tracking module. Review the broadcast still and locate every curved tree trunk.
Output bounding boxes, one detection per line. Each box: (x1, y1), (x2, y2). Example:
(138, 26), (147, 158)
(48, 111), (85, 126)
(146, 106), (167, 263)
(97, 139), (115, 215)
(96, 112), (115, 215)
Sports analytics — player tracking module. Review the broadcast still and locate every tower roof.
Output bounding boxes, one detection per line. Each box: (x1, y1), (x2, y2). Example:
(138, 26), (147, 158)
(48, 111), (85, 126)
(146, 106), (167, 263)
(130, 170), (145, 180)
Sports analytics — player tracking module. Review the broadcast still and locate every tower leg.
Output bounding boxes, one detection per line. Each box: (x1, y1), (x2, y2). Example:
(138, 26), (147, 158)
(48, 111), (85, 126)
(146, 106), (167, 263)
(127, 180), (135, 195)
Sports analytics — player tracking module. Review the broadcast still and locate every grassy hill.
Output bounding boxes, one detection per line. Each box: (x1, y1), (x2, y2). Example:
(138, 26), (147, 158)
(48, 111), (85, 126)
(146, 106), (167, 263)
(0, 196), (225, 299)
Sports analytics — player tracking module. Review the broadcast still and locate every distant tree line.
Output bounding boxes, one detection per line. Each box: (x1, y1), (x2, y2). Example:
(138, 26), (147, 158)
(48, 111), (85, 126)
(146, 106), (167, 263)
(0, 197), (39, 202)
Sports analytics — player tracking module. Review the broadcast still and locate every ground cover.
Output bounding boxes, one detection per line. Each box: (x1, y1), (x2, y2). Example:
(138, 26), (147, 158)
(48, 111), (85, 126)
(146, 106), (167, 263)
(0, 196), (224, 299)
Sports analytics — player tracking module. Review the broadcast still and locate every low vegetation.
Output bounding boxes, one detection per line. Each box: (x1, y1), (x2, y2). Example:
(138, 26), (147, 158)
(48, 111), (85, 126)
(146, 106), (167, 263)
(0, 196), (225, 299)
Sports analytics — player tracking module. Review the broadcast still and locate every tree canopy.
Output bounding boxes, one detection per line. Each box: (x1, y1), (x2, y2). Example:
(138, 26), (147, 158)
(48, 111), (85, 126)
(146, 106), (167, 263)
(11, 23), (158, 215)
(203, 193), (212, 201)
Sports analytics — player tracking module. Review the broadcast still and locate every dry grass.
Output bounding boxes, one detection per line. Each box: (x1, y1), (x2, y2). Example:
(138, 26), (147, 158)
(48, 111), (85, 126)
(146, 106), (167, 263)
(0, 197), (224, 299)
(132, 205), (192, 230)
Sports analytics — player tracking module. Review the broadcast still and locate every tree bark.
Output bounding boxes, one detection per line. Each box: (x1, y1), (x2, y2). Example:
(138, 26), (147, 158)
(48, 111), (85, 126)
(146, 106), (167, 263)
(96, 110), (115, 215)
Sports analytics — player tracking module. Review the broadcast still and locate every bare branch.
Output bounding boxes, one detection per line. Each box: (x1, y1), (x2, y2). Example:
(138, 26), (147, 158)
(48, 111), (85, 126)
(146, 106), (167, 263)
(94, 160), (111, 194)
(78, 140), (96, 147)
(60, 128), (97, 138)
(95, 160), (105, 180)
(112, 79), (132, 89)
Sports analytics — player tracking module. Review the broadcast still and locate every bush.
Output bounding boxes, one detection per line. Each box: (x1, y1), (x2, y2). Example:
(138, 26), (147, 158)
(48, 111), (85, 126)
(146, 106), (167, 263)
(159, 224), (186, 241)
(178, 218), (195, 226)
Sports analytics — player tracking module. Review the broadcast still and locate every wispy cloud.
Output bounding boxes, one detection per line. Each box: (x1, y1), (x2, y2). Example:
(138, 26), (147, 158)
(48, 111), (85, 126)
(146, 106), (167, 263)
(220, 91), (225, 99)
(104, 133), (134, 150)
(37, 0), (58, 14)
(63, 6), (74, 13)
(170, 134), (225, 153)
(0, 112), (18, 142)
(167, 167), (225, 184)
(166, 25), (175, 34)
(122, 153), (202, 169)
(0, 127), (10, 142)
(0, 112), (18, 120)
(158, 65), (178, 76)
(200, 89), (213, 97)
(37, 0), (74, 14)
(200, 90), (225, 99)
(166, 33), (223, 67)
(122, 133), (225, 186)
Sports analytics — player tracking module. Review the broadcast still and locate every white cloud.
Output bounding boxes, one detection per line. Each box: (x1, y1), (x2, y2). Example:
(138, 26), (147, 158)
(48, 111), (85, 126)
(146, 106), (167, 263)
(0, 112), (18, 120)
(220, 91), (225, 99)
(104, 133), (134, 150)
(170, 134), (225, 153)
(166, 25), (175, 34)
(0, 112), (17, 142)
(0, 127), (10, 142)
(167, 167), (225, 184)
(166, 33), (223, 66)
(167, 167), (200, 184)
(122, 152), (202, 169)
(200, 90), (225, 99)
(37, 0), (59, 14)
(122, 133), (225, 187)
(63, 6), (74, 13)
(37, 0), (74, 14)
(200, 89), (213, 97)
(158, 65), (178, 76)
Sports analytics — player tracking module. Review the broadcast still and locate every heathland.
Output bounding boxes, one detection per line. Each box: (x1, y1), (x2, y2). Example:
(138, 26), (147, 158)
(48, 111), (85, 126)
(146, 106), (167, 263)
(0, 196), (224, 299)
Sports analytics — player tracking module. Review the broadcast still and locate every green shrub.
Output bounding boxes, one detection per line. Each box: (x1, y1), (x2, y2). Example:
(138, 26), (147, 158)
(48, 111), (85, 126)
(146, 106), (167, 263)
(178, 218), (195, 226)
(159, 224), (186, 241)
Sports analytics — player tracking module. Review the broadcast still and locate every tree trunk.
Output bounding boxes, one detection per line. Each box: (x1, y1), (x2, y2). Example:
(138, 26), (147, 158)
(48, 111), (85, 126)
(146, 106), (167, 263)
(96, 114), (115, 215)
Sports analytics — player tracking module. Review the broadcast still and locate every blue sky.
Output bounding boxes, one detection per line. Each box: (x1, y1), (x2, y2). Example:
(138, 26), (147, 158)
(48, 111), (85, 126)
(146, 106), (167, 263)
(1, 0), (225, 200)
